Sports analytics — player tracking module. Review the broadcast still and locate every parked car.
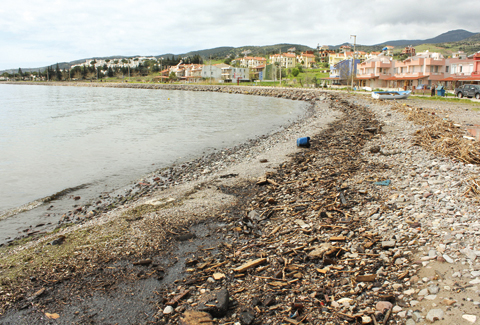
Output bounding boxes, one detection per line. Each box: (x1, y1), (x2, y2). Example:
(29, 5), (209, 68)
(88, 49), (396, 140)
(415, 84), (431, 90)
(454, 84), (480, 99)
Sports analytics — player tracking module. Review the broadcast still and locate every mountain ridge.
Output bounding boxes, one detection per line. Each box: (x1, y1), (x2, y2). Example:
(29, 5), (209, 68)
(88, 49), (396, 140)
(1, 30), (479, 74)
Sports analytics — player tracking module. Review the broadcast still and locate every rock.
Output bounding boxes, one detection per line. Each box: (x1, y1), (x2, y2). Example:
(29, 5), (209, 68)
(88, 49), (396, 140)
(382, 241), (396, 249)
(49, 235), (65, 245)
(376, 301), (393, 312)
(426, 309), (444, 322)
(392, 306), (403, 313)
(362, 316), (372, 324)
(239, 308), (255, 325)
(133, 259), (152, 266)
(163, 306), (174, 314)
(428, 285), (439, 294)
(443, 254), (454, 263)
(213, 273), (225, 280)
(337, 298), (354, 305)
(462, 315), (477, 323)
(263, 295), (276, 307)
(308, 243), (333, 258)
(418, 289), (429, 296)
(198, 288), (229, 318)
(179, 310), (213, 325)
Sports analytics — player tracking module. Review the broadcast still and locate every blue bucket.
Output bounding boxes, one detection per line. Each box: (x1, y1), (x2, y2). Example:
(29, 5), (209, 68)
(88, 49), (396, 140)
(297, 137), (311, 147)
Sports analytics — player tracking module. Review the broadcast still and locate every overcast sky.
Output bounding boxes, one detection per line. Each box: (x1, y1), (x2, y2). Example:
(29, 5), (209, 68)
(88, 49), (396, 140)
(1, 0), (479, 71)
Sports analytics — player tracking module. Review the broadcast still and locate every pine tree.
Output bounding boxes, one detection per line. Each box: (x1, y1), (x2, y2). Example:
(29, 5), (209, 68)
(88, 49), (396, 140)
(55, 63), (62, 81)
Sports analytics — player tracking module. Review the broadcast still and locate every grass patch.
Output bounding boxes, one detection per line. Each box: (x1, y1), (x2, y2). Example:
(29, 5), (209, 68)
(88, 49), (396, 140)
(0, 220), (128, 287)
(413, 96), (480, 106)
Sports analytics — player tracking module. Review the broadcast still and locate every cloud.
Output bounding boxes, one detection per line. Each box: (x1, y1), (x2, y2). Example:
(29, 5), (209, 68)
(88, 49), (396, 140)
(1, 0), (479, 70)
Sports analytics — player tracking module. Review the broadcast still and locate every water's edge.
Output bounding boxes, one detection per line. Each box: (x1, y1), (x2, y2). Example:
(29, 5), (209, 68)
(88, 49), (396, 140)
(0, 82), (329, 246)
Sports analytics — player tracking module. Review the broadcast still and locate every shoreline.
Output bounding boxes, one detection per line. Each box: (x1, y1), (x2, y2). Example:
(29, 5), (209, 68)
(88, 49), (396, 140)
(1, 86), (480, 324)
(0, 83), (321, 246)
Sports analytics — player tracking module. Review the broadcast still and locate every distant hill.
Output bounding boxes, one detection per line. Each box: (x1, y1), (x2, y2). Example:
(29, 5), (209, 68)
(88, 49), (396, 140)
(0, 44), (313, 74)
(2, 30), (479, 74)
(372, 29), (477, 47)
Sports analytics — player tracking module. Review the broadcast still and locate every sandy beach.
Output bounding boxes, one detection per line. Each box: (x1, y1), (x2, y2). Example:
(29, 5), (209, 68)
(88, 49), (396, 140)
(1, 85), (480, 325)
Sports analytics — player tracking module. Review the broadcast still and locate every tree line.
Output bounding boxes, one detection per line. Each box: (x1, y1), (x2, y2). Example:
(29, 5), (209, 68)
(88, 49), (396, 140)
(2, 55), (204, 81)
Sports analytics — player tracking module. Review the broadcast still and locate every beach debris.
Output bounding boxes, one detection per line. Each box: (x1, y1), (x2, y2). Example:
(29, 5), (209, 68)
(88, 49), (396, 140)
(179, 310), (213, 325)
(45, 312), (60, 319)
(296, 136), (311, 148)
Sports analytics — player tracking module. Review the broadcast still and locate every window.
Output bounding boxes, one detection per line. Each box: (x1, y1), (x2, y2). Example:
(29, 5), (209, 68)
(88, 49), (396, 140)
(446, 66), (449, 73)
(435, 66), (438, 73)
(460, 65), (463, 73)
(452, 64), (457, 73)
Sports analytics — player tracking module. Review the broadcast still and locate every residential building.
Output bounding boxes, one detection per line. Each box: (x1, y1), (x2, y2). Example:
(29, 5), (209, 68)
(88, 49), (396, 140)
(220, 66), (249, 82)
(201, 64), (249, 82)
(329, 52), (354, 68)
(239, 56), (267, 68)
(327, 58), (360, 85)
(401, 46), (416, 57)
(356, 54), (394, 88)
(318, 49), (335, 63)
(269, 53), (297, 68)
(250, 65), (266, 80)
(201, 64), (224, 81)
(356, 50), (480, 90)
(297, 52), (316, 68)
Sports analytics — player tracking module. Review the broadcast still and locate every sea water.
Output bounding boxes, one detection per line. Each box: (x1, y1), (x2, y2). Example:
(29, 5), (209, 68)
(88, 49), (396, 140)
(0, 84), (306, 240)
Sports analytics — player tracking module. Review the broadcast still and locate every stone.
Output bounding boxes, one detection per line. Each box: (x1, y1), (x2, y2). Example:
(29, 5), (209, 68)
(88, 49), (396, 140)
(213, 273), (225, 280)
(239, 308), (255, 325)
(376, 301), (393, 312)
(337, 298), (354, 304)
(443, 254), (454, 263)
(392, 306), (403, 313)
(198, 288), (229, 318)
(428, 285), (439, 294)
(163, 306), (174, 314)
(308, 243), (333, 258)
(362, 316), (372, 324)
(461, 248), (477, 260)
(442, 299), (456, 306)
(426, 309), (444, 322)
(424, 295), (437, 300)
(418, 289), (429, 296)
(382, 241), (396, 249)
(462, 315), (477, 323)
(179, 310), (213, 325)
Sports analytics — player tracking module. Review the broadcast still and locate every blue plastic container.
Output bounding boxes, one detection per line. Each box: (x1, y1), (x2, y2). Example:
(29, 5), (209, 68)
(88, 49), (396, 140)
(297, 137), (311, 147)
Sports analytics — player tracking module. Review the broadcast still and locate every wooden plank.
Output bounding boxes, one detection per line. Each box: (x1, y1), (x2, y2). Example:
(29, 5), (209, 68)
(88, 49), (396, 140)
(233, 258), (267, 273)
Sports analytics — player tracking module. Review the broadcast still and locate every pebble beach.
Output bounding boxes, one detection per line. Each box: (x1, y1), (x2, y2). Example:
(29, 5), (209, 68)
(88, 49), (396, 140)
(1, 83), (480, 324)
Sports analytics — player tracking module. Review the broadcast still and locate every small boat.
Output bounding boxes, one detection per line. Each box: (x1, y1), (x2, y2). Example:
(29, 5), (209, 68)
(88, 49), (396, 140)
(372, 90), (411, 100)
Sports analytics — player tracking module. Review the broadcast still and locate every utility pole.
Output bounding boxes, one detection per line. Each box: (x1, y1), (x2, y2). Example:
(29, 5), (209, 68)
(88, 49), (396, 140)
(279, 49), (282, 87)
(350, 35), (357, 91)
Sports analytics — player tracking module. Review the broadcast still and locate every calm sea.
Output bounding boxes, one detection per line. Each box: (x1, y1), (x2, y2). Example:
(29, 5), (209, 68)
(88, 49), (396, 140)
(0, 84), (305, 221)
